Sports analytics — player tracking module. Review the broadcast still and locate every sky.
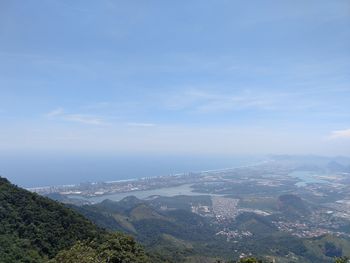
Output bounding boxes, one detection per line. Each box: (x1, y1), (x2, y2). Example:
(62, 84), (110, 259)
(0, 0), (350, 157)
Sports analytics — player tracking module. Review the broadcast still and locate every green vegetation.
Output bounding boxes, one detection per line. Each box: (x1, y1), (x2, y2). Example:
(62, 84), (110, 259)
(334, 257), (350, 263)
(277, 194), (311, 218)
(49, 233), (149, 263)
(1, 175), (349, 263)
(0, 177), (149, 262)
(73, 196), (350, 263)
(75, 198), (220, 262)
(303, 235), (350, 262)
(236, 258), (266, 263)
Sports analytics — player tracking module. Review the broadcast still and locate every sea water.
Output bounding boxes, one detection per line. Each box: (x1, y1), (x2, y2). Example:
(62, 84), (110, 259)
(0, 153), (263, 188)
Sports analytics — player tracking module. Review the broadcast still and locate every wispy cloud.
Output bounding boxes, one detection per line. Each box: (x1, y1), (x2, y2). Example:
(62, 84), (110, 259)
(330, 129), (350, 139)
(46, 108), (156, 127)
(46, 108), (64, 118)
(126, 122), (155, 127)
(46, 108), (107, 125)
(164, 89), (277, 113)
(63, 114), (106, 125)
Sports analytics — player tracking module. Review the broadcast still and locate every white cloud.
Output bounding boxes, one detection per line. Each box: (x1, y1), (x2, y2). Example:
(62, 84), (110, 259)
(330, 129), (350, 139)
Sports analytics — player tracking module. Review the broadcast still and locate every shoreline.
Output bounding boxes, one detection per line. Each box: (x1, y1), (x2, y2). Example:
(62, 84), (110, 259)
(26, 159), (270, 192)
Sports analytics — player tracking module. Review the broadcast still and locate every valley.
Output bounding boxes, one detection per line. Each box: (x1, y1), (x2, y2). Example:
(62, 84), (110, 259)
(34, 155), (350, 262)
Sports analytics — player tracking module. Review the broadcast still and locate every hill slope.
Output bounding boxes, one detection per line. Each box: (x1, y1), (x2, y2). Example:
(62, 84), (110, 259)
(72, 195), (350, 263)
(0, 177), (149, 263)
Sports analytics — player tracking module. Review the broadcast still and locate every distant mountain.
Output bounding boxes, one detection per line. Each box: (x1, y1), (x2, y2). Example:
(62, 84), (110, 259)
(0, 177), (149, 263)
(326, 161), (349, 173)
(270, 155), (350, 173)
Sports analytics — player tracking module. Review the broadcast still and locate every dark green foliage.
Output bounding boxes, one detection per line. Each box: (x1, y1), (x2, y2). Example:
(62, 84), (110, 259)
(49, 233), (150, 263)
(0, 176), (103, 261)
(237, 258), (263, 263)
(324, 242), (343, 257)
(48, 242), (98, 263)
(223, 257), (271, 263)
(0, 234), (43, 263)
(0, 177), (149, 262)
(97, 232), (150, 263)
(72, 204), (126, 232)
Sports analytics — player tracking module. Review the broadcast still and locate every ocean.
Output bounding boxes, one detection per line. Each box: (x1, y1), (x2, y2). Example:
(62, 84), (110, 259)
(0, 153), (264, 188)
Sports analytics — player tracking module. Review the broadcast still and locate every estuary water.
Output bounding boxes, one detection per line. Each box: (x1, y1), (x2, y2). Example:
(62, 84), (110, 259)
(69, 184), (212, 203)
(289, 170), (328, 187)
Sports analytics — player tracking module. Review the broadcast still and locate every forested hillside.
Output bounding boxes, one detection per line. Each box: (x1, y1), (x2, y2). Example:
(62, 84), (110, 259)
(0, 177), (149, 263)
(72, 195), (350, 263)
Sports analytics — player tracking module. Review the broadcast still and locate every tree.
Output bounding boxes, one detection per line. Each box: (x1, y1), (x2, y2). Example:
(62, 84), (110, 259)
(334, 257), (350, 263)
(97, 233), (150, 263)
(49, 233), (150, 263)
(237, 258), (265, 263)
(49, 242), (98, 263)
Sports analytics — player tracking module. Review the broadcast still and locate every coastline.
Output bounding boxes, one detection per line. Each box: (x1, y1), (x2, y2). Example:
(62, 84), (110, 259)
(26, 159), (269, 192)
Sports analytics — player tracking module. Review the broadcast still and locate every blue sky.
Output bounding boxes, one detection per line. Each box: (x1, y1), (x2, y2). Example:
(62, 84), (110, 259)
(0, 0), (350, 156)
